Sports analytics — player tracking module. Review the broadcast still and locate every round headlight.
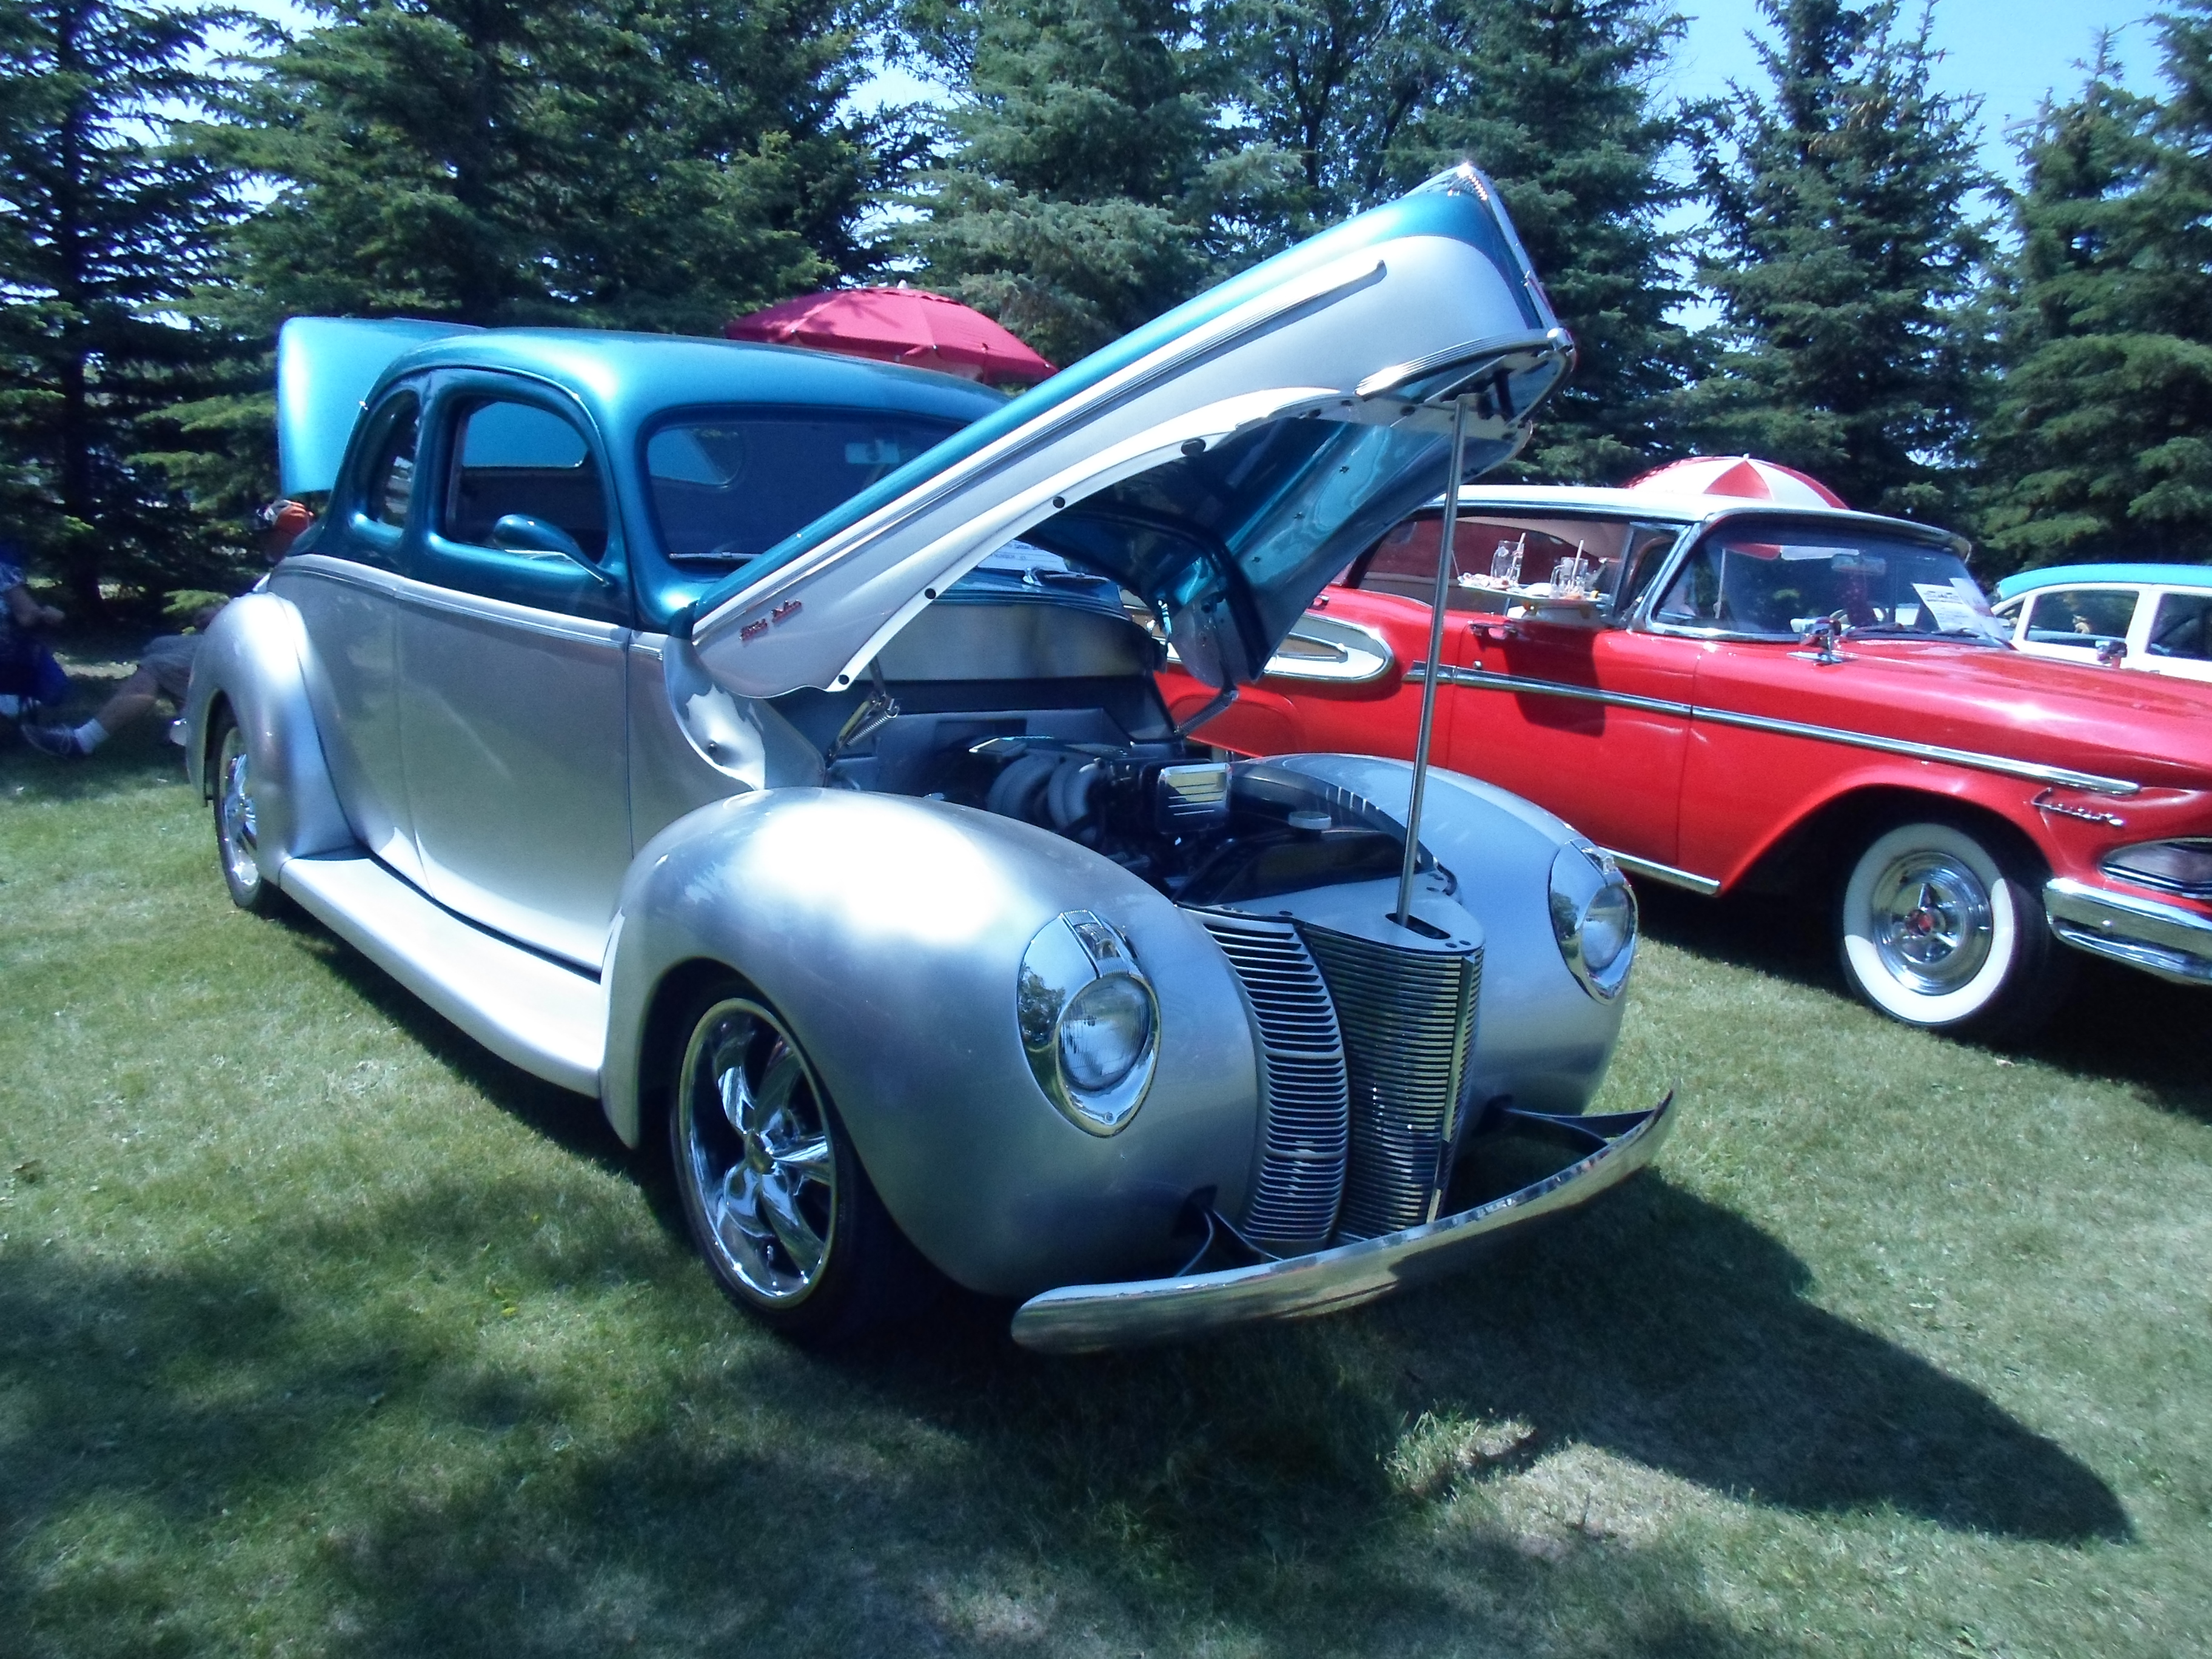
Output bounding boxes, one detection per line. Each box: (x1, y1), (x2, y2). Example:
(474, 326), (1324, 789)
(1018, 910), (1161, 1134)
(1579, 882), (1635, 976)
(1549, 841), (1638, 1000)
(1059, 973), (1153, 1091)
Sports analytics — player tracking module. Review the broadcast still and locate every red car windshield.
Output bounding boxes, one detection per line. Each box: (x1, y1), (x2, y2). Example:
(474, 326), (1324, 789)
(1652, 518), (2006, 643)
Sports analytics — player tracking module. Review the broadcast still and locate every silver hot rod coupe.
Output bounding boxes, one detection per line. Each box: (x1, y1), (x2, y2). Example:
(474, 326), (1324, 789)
(186, 166), (1672, 1350)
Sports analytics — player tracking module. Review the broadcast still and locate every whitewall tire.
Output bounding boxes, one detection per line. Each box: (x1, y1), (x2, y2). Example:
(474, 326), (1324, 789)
(1837, 819), (2066, 1037)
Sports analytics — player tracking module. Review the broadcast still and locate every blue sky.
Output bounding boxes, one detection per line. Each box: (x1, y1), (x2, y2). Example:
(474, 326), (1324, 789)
(233, 0), (2162, 185)
(1671, 0), (2159, 181)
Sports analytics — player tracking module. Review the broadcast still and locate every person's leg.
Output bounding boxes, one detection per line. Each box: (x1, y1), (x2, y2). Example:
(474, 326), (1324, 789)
(25, 637), (192, 756)
(82, 664), (163, 740)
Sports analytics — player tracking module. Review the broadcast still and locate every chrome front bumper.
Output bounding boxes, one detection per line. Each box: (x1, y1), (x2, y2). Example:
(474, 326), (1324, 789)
(2045, 877), (2212, 987)
(1010, 1095), (1674, 1353)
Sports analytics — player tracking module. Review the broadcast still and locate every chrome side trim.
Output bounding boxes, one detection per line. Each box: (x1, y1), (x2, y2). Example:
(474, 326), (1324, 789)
(280, 853), (608, 1094)
(1417, 662), (2144, 797)
(2043, 876), (2212, 987)
(1261, 612), (1395, 683)
(1354, 327), (1569, 400)
(1010, 1094), (1673, 1352)
(284, 551), (631, 648)
(1603, 850), (1723, 897)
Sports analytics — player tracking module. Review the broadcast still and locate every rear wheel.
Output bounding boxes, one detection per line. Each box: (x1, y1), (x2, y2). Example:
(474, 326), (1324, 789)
(669, 987), (923, 1342)
(210, 709), (283, 916)
(1837, 818), (2070, 1039)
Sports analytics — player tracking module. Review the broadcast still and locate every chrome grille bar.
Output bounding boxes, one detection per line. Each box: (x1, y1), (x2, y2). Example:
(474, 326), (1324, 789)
(1298, 926), (1481, 1239)
(1191, 911), (1350, 1253)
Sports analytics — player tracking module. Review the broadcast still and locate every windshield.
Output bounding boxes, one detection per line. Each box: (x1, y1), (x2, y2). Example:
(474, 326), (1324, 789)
(1652, 518), (2005, 643)
(643, 408), (966, 565)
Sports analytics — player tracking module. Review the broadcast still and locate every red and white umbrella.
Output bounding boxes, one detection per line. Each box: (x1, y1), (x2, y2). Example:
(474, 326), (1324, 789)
(1625, 455), (1847, 509)
(726, 286), (1056, 386)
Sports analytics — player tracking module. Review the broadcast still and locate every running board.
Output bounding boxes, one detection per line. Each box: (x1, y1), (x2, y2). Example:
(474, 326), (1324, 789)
(280, 854), (606, 1096)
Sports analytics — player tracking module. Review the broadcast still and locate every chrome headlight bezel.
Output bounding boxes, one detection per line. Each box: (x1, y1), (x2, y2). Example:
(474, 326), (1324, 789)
(1549, 839), (1638, 1000)
(2102, 837), (2212, 899)
(1017, 910), (1160, 1134)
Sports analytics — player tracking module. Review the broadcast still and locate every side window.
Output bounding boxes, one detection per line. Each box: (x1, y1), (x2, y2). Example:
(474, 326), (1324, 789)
(354, 392), (421, 531)
(444, 399), (609, 560)
(2148, 592), (2212, 660)
(2023, 588), (2137, 651)
(1654, 541), (1724, 625)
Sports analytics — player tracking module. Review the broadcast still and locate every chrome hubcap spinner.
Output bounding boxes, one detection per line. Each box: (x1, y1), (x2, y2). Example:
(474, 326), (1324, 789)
(1868, 851), (1993, 994)
(682, 1000), (836, 1304)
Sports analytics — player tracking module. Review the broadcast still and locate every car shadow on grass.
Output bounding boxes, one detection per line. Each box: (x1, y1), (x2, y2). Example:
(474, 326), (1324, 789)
(1632, 883), (2211, 1122)
(264, 890), (2132, 1551)
(853, 1176), (2130, 1550)
(0, 1178), (1808, 1658)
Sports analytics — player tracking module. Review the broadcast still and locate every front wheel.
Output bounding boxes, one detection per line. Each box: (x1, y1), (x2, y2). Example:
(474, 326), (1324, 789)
(210, 710), (283, 916)
(669, 988), (924, 1342)
(1837, 818), (2070, 1039)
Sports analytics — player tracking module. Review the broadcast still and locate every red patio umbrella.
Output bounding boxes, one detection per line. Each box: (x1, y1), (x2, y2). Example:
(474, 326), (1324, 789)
(725, 286), (1056, 386)
(1625, 455), (1848, 509)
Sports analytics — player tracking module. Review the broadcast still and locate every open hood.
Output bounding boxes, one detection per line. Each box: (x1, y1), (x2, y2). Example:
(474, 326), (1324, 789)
(276, 316), (481, 497)
(688, 165), (1574, 697)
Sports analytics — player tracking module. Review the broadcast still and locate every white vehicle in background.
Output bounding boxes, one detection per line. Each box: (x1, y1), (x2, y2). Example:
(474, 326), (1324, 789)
(1992, 564), (2212, 683)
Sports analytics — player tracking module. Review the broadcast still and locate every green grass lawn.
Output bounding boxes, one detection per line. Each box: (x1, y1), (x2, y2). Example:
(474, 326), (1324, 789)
(3, 695), (2209, 1658)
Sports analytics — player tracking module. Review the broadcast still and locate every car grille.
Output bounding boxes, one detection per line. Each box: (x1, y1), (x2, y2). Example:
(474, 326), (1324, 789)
(1193, 908), (1482, 1248)
(1191, 913), (1349, 1253)
(1298, 925), (1482, 1239)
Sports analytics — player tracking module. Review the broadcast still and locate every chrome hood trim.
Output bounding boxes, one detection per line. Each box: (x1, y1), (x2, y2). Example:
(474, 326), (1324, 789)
(689, 166), (1572, 699)
(1010, 1095), (1673, 1352)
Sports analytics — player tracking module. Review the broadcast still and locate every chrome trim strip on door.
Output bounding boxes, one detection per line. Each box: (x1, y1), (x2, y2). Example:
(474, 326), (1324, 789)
(1603, 851), (1722, 896)
(285, 551), (631, 648)
(1414, 662), (2145, 797)
(1260, 613), (1396, 683)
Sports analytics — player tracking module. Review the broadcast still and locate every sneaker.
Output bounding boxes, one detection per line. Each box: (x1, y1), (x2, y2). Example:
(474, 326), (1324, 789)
(21, 722), (83, 759)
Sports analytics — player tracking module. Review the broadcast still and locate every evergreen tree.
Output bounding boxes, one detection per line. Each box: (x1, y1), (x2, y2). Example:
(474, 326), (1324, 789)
(1199, 0), (1695, 480)
(197, 0), (888, 330)
(0, 0), (248, 609)
(1980, 14), (2212, 568)
(1681, 0), (1995, 520)
(1196, 0), (1436, 239)
(893, 0), (1275, 367)
(1381, 0), (1698, 481)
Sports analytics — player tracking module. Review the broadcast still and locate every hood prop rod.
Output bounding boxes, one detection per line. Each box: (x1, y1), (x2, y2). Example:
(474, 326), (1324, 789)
(1395, 394), (1472, 930)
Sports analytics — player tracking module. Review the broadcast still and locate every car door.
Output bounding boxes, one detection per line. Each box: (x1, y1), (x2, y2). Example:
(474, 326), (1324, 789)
(1437, 514), (1695, 868)
(2142, 587), (2212, 682)
(276, 381), (424, 881)
(2013, 585), (2140, 668)
(397, 377), (633, 968)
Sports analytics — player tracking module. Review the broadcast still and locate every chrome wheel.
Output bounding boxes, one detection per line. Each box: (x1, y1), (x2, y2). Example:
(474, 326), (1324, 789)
(210, 712), (279, 915)
(676, 998), (839, 1307)
(1865, 850), (1992, 994)
(216, 722), (261, 896)
(1839, 820), (2043, 1031)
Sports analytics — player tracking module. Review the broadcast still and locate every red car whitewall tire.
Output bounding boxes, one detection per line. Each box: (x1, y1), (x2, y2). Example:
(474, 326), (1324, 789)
(1837, 820), (2065, 1036)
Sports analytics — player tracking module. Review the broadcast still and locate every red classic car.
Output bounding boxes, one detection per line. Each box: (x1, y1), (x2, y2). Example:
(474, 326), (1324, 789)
(1161, 484), (2212, 1037)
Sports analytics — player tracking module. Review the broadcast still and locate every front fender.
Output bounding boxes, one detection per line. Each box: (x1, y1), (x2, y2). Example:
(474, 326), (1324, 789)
(183, 592), (354, 882)
(1263, 753), (1627, 1113)
(604, 789), (1261, 1298)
